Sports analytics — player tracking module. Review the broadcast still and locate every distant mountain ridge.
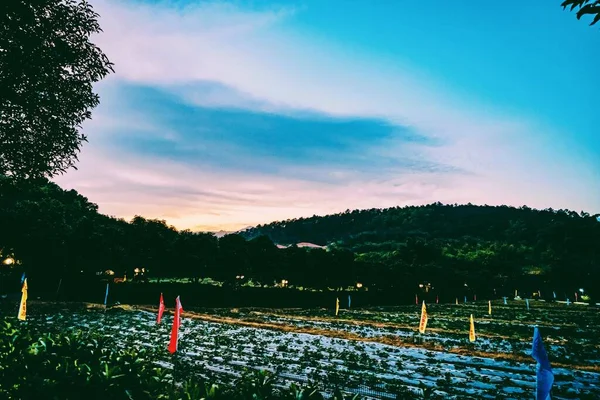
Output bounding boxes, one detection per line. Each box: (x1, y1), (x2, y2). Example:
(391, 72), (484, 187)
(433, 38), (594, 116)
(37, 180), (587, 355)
(208, 230), (327, 249)
(236, 203), (600, 296)
(238, 202), (600, 250)
(275, 242), (327, 249)
(210, 230), (236, 238)
(206, 227), (252, 238)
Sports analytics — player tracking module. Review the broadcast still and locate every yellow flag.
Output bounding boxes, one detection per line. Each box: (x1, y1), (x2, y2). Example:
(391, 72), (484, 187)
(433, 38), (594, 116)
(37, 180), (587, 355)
(469, 314), (476, 342)
(488, 300), (492, 315)
(455, 298), (458, 305)
(18, 279), (28, 321)
(418, 301), (428, 334)
(335, 297), (339, 316)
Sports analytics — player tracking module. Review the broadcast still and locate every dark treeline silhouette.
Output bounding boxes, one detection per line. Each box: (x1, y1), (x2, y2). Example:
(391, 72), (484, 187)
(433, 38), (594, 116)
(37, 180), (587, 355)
(1, 177), (598, 304)
(241, 203), (600, 302)
(0, 178), (354, 295)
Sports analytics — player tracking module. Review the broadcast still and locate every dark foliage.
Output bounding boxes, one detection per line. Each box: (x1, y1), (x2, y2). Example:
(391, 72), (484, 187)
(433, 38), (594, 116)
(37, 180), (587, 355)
(0, 178), (356, 294)
(0, 319), (371, 399)
(562, 0), (600, 26)
(1, 178), (598, 303)
(241, 203), (600, 298)
(0, 0), (114, 179)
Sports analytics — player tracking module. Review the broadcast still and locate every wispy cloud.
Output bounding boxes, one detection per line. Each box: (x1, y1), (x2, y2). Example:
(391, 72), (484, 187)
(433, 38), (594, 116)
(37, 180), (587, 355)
(53, 0), (600, 231)
(98, 84), (454, 180)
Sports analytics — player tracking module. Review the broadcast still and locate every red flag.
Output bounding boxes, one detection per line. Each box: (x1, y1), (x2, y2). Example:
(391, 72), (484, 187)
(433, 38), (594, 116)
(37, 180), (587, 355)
(157, 293), (165, 324)
(168, 296), (184, 354)
(415, 294), (418, 305)
(474, 294), (477, 301)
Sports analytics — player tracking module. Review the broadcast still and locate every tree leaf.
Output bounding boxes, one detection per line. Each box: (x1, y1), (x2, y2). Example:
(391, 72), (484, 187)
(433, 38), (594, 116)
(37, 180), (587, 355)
(576, 3), (600, 19)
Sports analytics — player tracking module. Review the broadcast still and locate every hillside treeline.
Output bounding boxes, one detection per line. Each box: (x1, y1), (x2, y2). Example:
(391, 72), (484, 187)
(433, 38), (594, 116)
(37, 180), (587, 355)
(241, 203), (600, 299)
(1, 177), (599, 301)
(0, 178), (354, 292)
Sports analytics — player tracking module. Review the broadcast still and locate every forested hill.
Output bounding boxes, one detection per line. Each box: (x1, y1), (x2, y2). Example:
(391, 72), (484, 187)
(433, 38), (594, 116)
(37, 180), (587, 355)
(240, 204), (600, 295)
(240, 203), (600, 249)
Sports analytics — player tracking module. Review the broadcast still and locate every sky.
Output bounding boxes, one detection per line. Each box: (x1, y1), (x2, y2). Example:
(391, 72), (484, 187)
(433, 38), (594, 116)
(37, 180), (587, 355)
(54, 0), (600, 232)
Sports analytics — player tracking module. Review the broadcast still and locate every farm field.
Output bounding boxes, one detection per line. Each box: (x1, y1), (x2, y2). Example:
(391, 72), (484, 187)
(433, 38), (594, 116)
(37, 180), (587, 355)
(2, 300), (599, 399)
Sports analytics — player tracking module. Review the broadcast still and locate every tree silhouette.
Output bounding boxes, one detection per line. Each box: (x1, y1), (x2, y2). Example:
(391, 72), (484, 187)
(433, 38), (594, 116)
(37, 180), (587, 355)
(0, 0), (114, 179)
(1, 177), (598, 302)
(562, 0), (600, 26)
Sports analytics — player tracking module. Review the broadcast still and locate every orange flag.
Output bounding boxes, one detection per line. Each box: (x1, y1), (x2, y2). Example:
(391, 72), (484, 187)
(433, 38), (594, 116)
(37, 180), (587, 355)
(469, 314), (476, 342)
(418, 301), (428, 334)
(157, 293), (165, 324)
(168, 296), (184, 353)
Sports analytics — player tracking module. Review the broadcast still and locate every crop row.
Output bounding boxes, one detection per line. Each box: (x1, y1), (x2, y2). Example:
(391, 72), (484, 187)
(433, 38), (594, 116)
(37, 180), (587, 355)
(17, 302), (600, 399)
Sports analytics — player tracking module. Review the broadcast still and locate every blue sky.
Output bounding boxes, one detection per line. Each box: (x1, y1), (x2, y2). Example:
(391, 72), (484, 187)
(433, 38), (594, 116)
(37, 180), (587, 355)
(54, 0), (600, 231)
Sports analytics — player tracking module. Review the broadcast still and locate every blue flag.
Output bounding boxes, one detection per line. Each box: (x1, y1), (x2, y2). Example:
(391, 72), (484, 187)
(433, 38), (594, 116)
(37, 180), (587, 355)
(21, 272), (26, 285)
(348, 295), (351, 309)
(552, 291), (556, 299)
(532, 327), (553, 400)
(503, 297), (507, 305)
(566, 298), (570, 305)
(526, 298), (530, 310)
(104, 283), (109, 306)
(464, 296), (467, 304)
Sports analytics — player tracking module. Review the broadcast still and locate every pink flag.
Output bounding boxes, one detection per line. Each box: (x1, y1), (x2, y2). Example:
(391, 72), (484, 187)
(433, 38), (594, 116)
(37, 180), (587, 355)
(575, 292), (578, 302)
(436, 295), (439, 304)
(157, 293), (165, 324)
(415, 294), (418, 305)
(168, 296), (184, 354)
(474, 294), (477, 301)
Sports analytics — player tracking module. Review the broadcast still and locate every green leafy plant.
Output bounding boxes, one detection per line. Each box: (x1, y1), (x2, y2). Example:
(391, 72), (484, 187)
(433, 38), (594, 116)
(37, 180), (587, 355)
(285, 383), (324, 400)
